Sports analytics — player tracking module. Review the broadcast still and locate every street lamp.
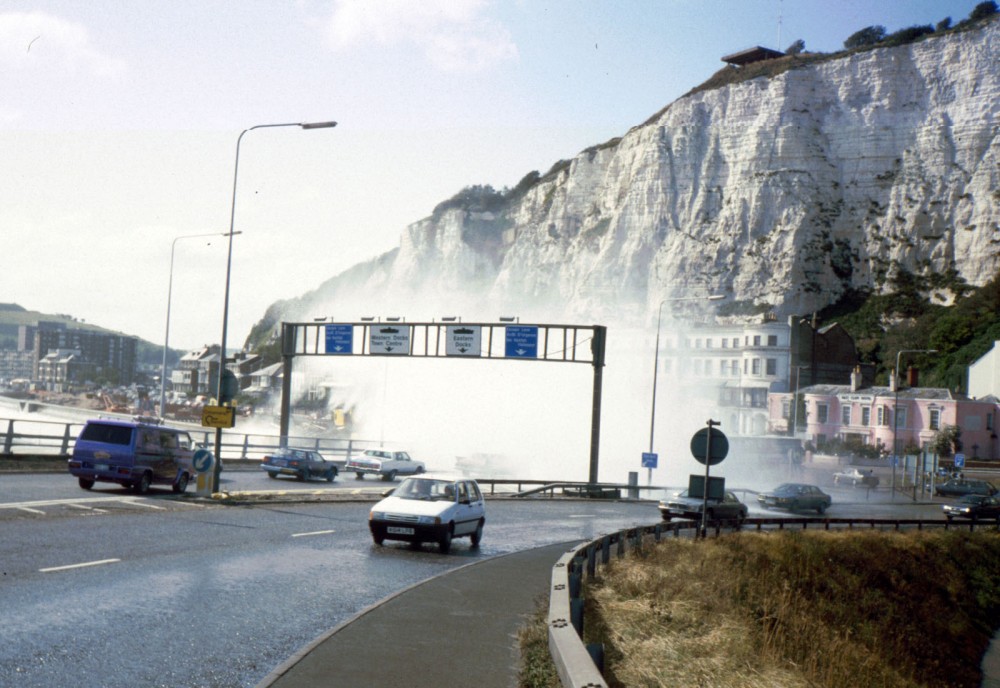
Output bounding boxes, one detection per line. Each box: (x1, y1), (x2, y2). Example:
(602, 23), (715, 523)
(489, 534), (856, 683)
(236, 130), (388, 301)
(159, 231), (235, 418)
(212, 120), (337, 490)
(648, 294), (725, 484)
(891, 348), (937, 498)
(790, 365), (810, 437)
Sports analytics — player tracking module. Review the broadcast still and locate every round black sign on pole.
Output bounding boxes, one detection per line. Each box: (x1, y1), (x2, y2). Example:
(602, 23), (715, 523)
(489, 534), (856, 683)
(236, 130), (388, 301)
(690, 427), (729, 465)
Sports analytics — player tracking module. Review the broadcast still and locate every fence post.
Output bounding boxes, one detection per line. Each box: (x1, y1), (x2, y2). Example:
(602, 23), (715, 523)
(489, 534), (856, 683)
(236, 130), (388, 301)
(60, 423), (72, 455)
(242, 434), (250, 459)
(4, 419), (15, 453)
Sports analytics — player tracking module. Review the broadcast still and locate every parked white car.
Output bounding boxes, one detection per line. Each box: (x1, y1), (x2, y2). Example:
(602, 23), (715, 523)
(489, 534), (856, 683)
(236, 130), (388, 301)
(346, 448), (424, 481)
(368, 474), (485, 553)
(833, 467), (879, 487)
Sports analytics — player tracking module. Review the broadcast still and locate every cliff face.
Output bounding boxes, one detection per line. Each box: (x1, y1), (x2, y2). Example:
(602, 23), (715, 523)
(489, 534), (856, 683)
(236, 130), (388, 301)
(256, 19), (1000, 342)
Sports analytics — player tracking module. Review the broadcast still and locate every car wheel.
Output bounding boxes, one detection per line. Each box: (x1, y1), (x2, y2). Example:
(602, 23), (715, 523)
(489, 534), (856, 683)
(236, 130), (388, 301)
(326, 469), (335, 483)
(946, 514), (954, 522)
(299, 468), (310, 482)
(268, 472), (278, 479)
(471, 520), (484, 547)
(372, 533), (384, 546)
(172, 473), (189, 494)
(384, 470), (397, 482)
(78, 477), (95, 490)
(816, 503), (826, 515)
(134, 472), (152, 495)
(355, 473), (365, 480)
(415, 465), (425, 474)
(438, 526), (453, 554)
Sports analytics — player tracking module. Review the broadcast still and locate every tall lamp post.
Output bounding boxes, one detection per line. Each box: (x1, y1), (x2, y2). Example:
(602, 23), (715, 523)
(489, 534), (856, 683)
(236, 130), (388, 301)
(648, 294), (725, 485)
(212, 120), (337, 490)
(890, 348), (937, 498)
(160, 231), (234, 418)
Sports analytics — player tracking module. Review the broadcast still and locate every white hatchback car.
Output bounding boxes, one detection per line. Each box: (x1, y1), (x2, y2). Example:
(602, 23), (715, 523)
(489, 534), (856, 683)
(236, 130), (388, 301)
(368, 474), (485, 553)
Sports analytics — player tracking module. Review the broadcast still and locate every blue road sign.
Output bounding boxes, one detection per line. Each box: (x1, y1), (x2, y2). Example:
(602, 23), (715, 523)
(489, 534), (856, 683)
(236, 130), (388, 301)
(325, 324), (354, 354)
(641, 452), (658, 468)
(954, 453), (965, 468)
(505, 326), (538, 359)
(192, 448), (215, 474)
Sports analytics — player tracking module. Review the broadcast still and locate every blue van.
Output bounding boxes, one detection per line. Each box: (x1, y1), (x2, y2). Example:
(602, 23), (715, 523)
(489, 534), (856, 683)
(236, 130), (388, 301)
(68, 419), (196, 494)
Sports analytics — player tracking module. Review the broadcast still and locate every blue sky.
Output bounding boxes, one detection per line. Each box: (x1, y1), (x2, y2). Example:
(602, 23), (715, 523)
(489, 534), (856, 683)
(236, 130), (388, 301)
(0, 0), (983, 351)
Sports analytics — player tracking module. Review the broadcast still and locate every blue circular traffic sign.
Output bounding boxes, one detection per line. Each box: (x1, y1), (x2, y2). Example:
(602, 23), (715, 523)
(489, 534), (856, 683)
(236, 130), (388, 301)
(192, 448), (215, 474)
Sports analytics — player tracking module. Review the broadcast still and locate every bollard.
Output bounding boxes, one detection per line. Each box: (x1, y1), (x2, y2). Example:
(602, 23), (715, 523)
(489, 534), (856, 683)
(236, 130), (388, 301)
(627, 471), (638, 499)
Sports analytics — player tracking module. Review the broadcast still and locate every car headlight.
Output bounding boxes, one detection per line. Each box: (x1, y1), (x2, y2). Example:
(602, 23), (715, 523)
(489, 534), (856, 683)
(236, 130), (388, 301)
(370, 511), (385, 521)
(417, 515), (442, 525)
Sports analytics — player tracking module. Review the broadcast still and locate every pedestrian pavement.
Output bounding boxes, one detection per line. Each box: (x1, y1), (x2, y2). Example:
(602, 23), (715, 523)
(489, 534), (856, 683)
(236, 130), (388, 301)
(256, 541), (575, 688)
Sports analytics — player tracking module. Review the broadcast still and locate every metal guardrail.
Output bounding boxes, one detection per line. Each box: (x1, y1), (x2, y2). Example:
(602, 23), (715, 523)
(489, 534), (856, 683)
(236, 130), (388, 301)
(548, 516), (1000, 688)
(0, 416), (381, 463)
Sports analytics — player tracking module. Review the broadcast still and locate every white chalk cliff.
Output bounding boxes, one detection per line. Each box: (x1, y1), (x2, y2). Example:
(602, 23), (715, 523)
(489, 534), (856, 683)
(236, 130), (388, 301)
(254, 18), (1000, 339)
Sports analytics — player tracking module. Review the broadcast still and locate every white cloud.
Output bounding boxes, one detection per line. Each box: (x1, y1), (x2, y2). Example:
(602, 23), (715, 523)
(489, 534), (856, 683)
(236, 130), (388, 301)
(324, 0), (517, 72)
(0, 11), (125, 77)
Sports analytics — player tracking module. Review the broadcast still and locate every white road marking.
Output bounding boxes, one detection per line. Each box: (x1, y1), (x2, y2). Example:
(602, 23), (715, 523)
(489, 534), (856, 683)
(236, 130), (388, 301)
(568, 514), (596, 519)
(40, 558), (121, 573)
(291, 529), (337, 538)
(17, 506), (46, 515)
(0, 496), (170, 511)
(122, 500), (166, 510)
(67, 503), (108, 513)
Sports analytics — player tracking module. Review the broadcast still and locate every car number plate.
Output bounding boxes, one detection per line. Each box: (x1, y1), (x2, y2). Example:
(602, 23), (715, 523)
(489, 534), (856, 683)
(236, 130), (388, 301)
(280, 468), (296, 474)
(94, 463), (108, 472)
(387, 526), (414, 535)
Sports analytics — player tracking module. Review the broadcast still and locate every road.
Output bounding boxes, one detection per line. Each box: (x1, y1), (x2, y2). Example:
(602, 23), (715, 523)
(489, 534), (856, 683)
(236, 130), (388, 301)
(0, 470), (953, 687)
(0, 472), (663, 688)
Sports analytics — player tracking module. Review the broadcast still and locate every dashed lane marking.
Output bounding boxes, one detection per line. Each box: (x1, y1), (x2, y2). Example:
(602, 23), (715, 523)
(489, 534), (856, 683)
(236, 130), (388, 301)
(40, 558), (121, 573)
(291, 529), (337, 538)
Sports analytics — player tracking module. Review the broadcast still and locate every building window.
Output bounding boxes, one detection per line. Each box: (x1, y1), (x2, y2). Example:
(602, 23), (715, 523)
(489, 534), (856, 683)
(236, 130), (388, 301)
(706, 338), (713, 348)
(732, 338), (739, 348)
(720, 360), (729, 376)
(766, 358), (776, 376)
(695, 339), (702, 349)
(842, 406), (851, 425)
(929, 408), (940, 430)
(732, 360), (739, 377)
(895, 407), (907, 430)
(817, 404), (828, 424)
(988, 413), (994, 431)
(768, 335), (778, 346)
(782, 399), (791, 419)
(721, 339), (728, 349)
(862, 407), (871, 426)
(694, 360), (703, 375)
(752, 358), (761, 375)
(753, 335), (761, 346)
(704, 360), (713, 375)
(878, 405), (889, 426)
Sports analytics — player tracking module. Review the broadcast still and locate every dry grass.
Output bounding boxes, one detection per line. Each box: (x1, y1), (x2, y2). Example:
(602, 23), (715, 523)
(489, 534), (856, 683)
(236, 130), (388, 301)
(521, 530), (1000, 688)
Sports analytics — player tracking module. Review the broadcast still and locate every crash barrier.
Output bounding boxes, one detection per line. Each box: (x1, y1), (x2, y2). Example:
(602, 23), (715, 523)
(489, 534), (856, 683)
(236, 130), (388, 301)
(0, 416), (379, 463)
(547, 517), (1000, 688)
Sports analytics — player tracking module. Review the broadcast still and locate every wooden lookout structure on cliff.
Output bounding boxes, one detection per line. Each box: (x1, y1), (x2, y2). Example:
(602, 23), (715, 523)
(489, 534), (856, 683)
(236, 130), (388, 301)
(721, 45), (785, 67)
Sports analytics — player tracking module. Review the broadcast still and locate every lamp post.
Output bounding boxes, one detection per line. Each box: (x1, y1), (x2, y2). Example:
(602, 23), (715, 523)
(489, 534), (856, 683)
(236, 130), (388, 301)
(160, 231), (234, 418)
(212, 120), (337, 490)
(790, 365), (810, 437)
(648, 294), (725, 485)
(890, 348), (937, 499)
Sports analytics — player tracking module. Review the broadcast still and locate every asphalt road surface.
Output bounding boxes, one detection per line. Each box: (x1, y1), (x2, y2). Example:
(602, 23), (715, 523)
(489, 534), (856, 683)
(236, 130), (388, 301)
(0, 473), (660, 688)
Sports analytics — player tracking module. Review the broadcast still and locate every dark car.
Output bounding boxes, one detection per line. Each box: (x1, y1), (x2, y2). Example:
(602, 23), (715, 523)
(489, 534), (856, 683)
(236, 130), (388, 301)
(935, 479), (998, 498)
(260, 448), (339, 482)
(658, 489), (748, 523)
(943, 494), (1000, 521)
(758, 483), (832, 514)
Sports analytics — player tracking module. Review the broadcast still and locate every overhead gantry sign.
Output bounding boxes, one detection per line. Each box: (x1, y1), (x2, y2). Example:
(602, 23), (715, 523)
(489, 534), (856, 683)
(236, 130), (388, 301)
(278, 321), (607, 483)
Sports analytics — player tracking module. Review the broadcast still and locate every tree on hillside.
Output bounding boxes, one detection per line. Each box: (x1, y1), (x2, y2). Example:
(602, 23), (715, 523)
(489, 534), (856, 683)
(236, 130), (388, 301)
(785, 39), (805, 55)
(844, 25), (886, 49)
(936, 17), (952, 31)
(969, 1), (998, 21)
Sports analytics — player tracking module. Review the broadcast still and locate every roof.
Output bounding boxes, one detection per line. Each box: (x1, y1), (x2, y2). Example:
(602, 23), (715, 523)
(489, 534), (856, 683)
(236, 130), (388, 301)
(793, 384), (971, 402)
(721, 46), (785, 66)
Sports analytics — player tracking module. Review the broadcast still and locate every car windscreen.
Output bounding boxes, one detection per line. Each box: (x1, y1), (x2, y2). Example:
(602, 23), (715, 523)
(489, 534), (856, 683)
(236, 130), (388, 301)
(394, 478), (454, 501)
(79, 423), (133, 445)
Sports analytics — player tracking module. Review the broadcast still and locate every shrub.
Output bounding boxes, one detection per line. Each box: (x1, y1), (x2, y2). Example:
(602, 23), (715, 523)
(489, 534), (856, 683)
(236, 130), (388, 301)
(844, 25), (886, 49)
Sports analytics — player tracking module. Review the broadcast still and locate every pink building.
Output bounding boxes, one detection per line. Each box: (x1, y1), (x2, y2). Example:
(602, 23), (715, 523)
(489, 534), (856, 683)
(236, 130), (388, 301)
(769, 368), (1000, 460)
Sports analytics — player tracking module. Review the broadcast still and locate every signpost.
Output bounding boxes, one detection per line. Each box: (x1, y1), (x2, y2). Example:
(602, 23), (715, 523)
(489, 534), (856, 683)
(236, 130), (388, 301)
(641, 451), (658, 485)
(324, 324), (354, 354)
(504, 326), (538, 359)
(690, 420), (728, 536)
(369, 325), (410, 355)
(192, 448), (215, 496)
(446, 325), (481, 357)
(201, 405), (235, 429)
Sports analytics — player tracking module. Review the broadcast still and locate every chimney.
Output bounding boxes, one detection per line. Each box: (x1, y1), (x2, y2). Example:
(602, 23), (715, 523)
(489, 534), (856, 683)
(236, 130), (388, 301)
(907, 366), (919, 388)
(851, 366), (863, 392)
(889, 368), (897, 393)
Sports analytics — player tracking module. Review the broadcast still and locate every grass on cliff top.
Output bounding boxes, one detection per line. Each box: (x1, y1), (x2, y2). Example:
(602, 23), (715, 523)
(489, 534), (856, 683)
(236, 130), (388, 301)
(519, 529), (1000, 688)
